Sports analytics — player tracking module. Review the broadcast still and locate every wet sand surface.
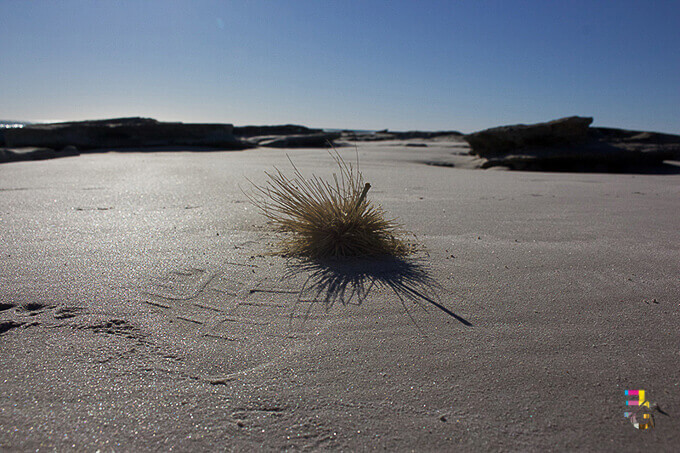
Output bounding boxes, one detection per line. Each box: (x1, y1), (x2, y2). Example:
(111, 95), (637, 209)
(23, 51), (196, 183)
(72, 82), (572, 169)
(1, 142), (679, 451)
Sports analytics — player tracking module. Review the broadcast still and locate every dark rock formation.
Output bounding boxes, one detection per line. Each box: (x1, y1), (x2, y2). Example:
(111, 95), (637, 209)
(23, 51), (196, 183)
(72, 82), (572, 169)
(388, 130), (463, 139)
(3, 117), (250, 150)
(343, 130), (462, 141)
(233, 124), (323, 137)
(465, 116), (593, 156)
(464, 117), (680, 171)
(232, 124), (341, 148)
(255, 132), (341, 148)
(0, 146), (79, 164)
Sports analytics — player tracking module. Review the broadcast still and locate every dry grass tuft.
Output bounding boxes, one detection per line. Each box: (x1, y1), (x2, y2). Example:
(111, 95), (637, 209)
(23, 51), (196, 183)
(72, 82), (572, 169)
(247, 149), (414, 259)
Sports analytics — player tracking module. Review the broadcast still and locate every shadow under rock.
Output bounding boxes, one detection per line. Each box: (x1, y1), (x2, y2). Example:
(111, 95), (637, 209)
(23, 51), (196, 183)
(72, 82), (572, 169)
(285, 256), (472, 327)
(501, 159), (680, 174)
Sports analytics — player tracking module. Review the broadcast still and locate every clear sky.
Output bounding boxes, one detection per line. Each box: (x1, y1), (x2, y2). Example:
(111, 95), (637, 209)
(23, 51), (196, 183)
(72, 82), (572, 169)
(2, 0), (679, 133)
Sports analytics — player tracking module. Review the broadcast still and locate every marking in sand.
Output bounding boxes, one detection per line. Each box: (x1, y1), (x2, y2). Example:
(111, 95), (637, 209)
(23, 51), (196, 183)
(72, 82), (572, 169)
(140, 257), (471, 345)
(140, 265), (324, 340)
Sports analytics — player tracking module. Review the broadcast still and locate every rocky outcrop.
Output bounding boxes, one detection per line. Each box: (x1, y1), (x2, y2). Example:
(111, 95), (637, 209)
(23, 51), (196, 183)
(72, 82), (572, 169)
(0, 146), (79, 163)
(0, 118), (349, 163)
(233, 125), (340, 148)
(464, 117), (680, 171)
(343, 130), (462, 141)
(3, 118), (250, 150)
(464, 116), (593, 157)
(233, 124), (323, 137)
(254, 132), (341, 148)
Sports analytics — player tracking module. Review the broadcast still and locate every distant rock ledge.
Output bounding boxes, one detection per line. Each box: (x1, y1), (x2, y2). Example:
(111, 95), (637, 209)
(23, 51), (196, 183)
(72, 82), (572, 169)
(3, 116), (679, 172)
(341, 130), (462, 141)
(2, 117), (249, 151)
(0, 118), (347, 163)
(464, 116), (680, 171)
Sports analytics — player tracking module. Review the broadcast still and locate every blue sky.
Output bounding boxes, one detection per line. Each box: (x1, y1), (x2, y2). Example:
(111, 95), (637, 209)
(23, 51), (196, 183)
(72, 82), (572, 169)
(2, 0), (679, 133)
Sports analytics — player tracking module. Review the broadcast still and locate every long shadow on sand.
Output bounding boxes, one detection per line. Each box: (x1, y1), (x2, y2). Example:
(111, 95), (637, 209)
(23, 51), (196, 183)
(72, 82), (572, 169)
(285, 256), (472, 327)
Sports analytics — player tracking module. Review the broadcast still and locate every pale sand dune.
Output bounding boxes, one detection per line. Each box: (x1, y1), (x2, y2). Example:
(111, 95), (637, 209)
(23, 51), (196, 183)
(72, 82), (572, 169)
(1, 143), (679, 451)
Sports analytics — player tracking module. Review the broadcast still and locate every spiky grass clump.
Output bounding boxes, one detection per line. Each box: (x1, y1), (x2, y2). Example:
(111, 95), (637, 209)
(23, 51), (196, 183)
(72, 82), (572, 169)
(247, 150), (413, 259)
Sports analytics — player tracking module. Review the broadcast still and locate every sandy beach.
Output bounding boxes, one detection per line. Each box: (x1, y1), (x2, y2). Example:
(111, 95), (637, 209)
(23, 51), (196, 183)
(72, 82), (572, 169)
(1, 139), (679, 451)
